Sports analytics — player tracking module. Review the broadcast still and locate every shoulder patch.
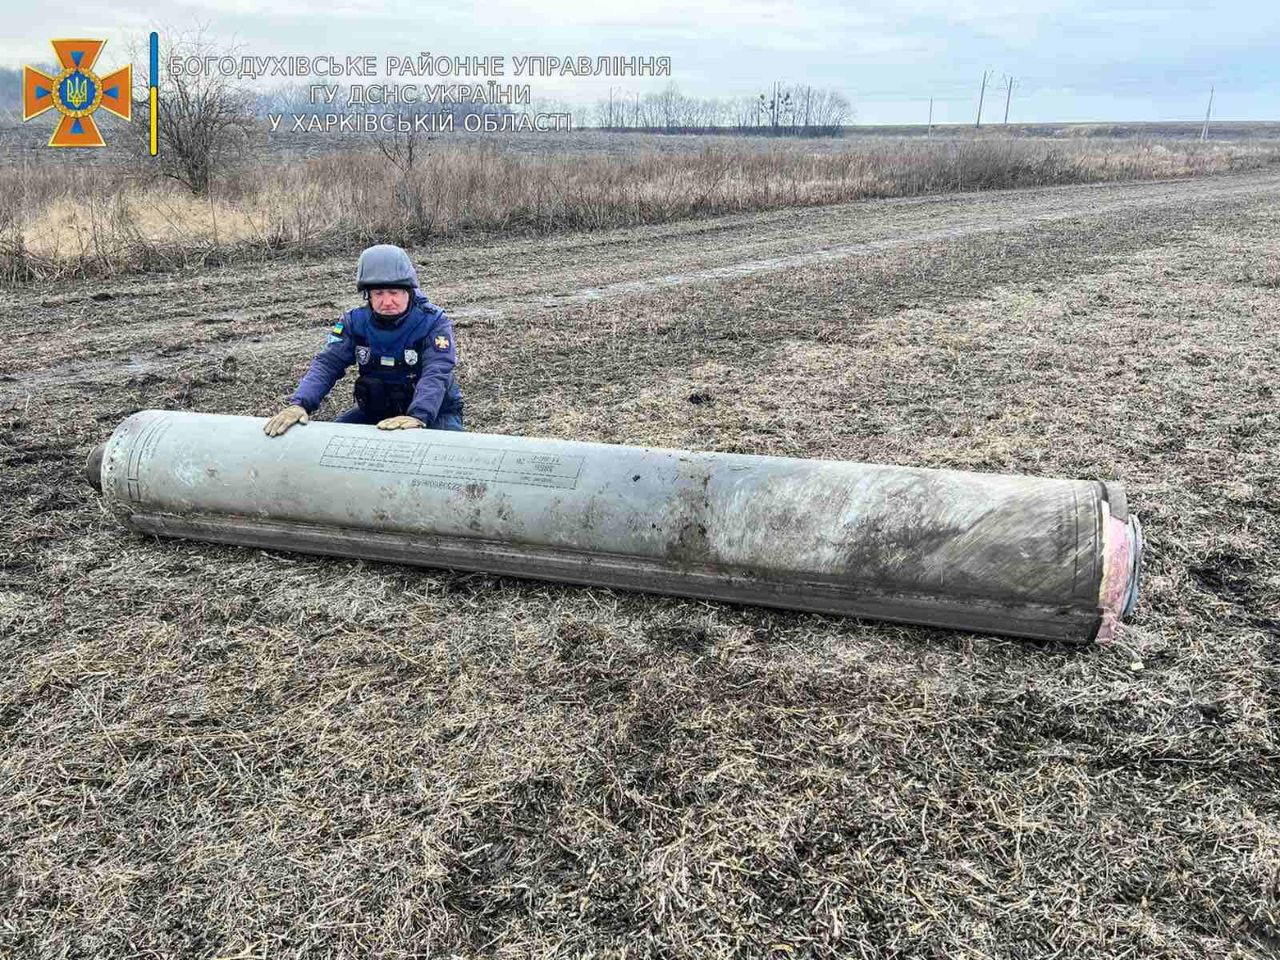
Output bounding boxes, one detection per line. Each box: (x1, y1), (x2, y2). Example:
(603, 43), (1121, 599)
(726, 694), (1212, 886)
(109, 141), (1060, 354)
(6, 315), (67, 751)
(325, 334), (342, 344)
(433, 334), (451, 352)
(331, 320), (344, 336)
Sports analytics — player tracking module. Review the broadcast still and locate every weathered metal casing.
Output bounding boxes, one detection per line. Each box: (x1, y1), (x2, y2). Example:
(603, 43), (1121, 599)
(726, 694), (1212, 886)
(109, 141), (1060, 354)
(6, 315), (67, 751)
(89, 410), (1142, 642)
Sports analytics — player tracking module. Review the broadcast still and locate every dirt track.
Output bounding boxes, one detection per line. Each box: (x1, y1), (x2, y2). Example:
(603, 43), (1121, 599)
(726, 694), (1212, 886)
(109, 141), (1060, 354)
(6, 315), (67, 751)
(4, 168), (1280, 390)
(2, 171), (1279, 958)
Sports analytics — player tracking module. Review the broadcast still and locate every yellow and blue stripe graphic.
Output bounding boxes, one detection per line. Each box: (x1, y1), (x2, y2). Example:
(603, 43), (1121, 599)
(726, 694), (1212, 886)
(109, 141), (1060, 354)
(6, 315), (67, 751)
(149, 32), (158, 156)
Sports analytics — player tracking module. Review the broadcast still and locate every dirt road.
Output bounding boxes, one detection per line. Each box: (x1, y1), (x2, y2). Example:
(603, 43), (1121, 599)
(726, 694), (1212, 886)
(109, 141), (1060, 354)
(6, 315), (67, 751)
(4, 168), (1280, 389)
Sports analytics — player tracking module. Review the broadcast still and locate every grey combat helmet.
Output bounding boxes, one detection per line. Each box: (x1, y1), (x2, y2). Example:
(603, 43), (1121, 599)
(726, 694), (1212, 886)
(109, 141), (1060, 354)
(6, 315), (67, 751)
(355, 244), (420, 292)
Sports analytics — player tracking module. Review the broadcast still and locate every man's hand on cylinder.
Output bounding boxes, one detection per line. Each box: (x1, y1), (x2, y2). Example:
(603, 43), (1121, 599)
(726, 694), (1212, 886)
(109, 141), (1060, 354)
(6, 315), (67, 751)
(263, 404), (309, 437)
(377, 415), (424, 430)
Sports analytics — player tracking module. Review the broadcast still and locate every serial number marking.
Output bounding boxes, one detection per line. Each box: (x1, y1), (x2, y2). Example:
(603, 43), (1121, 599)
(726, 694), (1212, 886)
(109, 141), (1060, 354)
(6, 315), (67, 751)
(319, 437), (583, 490)
(318, 437), (423, 475)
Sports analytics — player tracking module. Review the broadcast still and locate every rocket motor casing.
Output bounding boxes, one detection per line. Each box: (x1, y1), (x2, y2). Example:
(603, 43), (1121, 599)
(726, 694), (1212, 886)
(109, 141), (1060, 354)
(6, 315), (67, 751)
(89, 410), (1142, 642)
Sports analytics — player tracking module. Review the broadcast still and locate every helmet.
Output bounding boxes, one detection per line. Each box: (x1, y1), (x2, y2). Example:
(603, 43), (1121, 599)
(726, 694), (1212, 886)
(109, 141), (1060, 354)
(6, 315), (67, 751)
(355, 244), (419, 292)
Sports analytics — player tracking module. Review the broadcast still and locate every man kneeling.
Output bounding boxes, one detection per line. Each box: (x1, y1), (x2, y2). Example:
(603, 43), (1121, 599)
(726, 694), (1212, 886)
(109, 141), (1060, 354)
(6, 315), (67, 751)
(264, 244), (465, 436)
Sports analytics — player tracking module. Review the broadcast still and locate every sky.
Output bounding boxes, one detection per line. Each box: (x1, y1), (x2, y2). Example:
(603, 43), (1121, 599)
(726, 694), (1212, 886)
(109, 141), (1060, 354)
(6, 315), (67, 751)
(4, 1), (1278, 124)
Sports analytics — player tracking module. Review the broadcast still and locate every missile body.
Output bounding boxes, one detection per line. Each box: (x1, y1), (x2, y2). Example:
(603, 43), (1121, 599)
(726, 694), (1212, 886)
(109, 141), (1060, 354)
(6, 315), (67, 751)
(88, 410), (1142, 642)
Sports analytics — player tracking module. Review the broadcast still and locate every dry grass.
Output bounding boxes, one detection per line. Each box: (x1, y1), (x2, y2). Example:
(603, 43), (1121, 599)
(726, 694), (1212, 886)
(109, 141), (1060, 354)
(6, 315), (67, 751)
(4, 136), (1280, 283)
(1, 175), (1278, 957)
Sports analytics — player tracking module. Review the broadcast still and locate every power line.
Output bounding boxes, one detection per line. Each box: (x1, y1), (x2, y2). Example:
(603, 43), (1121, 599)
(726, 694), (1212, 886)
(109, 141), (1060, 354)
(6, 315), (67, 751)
(975, 69), (991, 128)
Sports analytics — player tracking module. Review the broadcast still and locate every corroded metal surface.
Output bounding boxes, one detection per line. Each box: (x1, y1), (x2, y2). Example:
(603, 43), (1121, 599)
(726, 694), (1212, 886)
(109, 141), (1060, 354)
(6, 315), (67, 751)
(90, 410), (1143, 642)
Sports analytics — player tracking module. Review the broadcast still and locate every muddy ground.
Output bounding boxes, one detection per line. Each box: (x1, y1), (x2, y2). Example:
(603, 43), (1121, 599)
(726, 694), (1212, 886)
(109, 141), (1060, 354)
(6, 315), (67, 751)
(1, 170), (1278, 957)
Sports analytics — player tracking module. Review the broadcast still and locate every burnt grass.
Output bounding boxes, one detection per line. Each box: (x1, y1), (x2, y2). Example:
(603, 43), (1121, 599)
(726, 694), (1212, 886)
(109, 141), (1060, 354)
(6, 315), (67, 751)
(1, 178), (1279, 958)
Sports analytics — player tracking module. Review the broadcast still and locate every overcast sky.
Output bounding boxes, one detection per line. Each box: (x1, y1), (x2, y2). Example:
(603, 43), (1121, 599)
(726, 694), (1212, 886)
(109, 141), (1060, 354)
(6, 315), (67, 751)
(6, 1), (1277, 124)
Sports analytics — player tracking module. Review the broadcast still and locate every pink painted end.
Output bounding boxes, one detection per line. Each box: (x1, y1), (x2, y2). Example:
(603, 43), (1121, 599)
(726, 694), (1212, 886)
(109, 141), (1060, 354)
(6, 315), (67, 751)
(1097, 505), (1143, 644)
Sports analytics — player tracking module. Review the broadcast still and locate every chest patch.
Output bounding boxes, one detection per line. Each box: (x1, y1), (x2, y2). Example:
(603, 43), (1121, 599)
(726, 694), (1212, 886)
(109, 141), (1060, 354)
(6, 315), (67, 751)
(404, 349), (418, 366)
(356, 346), (371, 365)
(379, 355), (396, 367)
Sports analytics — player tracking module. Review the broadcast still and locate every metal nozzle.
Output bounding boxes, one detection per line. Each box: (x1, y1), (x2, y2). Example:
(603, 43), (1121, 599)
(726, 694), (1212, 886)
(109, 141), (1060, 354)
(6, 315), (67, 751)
(86, 443), (105, 493)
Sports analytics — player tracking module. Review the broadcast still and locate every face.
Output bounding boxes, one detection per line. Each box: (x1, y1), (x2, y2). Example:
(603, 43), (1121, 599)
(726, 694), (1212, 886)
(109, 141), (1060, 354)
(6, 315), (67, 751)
(370, 287), (410, 315)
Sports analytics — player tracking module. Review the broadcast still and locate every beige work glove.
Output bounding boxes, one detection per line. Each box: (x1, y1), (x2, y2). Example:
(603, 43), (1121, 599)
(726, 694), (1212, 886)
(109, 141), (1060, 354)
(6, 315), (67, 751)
(264, 404), (310, 437)
(377, 415), (424, 430)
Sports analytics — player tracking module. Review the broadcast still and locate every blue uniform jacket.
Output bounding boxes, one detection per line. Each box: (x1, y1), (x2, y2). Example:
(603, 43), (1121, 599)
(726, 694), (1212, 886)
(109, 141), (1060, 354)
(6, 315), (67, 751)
(289, 295), (463, 423)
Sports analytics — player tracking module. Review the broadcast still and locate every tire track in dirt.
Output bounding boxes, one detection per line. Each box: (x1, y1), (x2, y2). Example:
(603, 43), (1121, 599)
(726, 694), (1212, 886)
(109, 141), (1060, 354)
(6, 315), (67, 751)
(5, 168), (1280, 391)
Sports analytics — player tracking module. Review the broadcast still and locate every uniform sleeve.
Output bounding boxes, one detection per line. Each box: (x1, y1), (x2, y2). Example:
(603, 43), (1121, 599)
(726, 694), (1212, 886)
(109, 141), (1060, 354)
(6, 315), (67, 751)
(288, 321), (356, 413)
(408, 312), (457, 424)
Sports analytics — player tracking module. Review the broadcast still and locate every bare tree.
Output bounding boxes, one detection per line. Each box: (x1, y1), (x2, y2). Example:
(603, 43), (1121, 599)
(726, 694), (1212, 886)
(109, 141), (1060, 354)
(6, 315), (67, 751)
(646, 83), (684, 131)
(760, 82), (793, 134)
(696, 97), (727, 130)
(128, 29), (255, 197)
(363, 97), (437, 174)
(594, 88), (626, 129)
(730, 96), (757, 129)
(809, 88), (852, 134)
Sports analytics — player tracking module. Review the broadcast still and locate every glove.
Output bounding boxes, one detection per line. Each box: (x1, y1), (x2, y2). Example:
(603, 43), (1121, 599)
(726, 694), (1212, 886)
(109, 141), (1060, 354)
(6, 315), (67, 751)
(264, 404), (309, 437)
(377, 415), (424, 431)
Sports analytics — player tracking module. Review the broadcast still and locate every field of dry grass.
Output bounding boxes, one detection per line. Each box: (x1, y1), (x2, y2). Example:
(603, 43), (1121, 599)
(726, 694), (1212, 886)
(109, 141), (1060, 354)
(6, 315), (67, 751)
(4, 134), (1280, 283)
(1, 169), (1278, 957)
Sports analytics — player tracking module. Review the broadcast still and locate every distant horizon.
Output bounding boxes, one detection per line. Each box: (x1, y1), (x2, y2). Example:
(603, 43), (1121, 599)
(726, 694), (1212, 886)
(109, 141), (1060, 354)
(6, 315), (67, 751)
(3, 111), (1277, 132)
(4, 2), (1277, 125)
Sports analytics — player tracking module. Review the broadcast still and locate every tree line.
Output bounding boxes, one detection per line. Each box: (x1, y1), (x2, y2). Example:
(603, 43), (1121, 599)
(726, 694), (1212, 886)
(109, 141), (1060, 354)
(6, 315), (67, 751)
(594, 82), (852, 135)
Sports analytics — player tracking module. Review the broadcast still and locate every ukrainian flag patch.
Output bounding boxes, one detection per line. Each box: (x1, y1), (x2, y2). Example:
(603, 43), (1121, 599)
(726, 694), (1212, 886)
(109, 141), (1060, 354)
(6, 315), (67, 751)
(331, 320), (344, 336)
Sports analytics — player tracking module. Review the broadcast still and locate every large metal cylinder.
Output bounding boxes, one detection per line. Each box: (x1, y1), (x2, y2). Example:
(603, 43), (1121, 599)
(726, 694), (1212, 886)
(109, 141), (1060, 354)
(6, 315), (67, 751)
(88, 410), (1142, 643)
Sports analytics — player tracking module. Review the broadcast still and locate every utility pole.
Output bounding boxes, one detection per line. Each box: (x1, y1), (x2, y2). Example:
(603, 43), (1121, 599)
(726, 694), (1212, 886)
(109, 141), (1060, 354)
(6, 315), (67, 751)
(1003, 76), (1015, 125)
(927, 97), (933, 137)
(1200, 86), (1215, 141)
(976, 70), (990, 128)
